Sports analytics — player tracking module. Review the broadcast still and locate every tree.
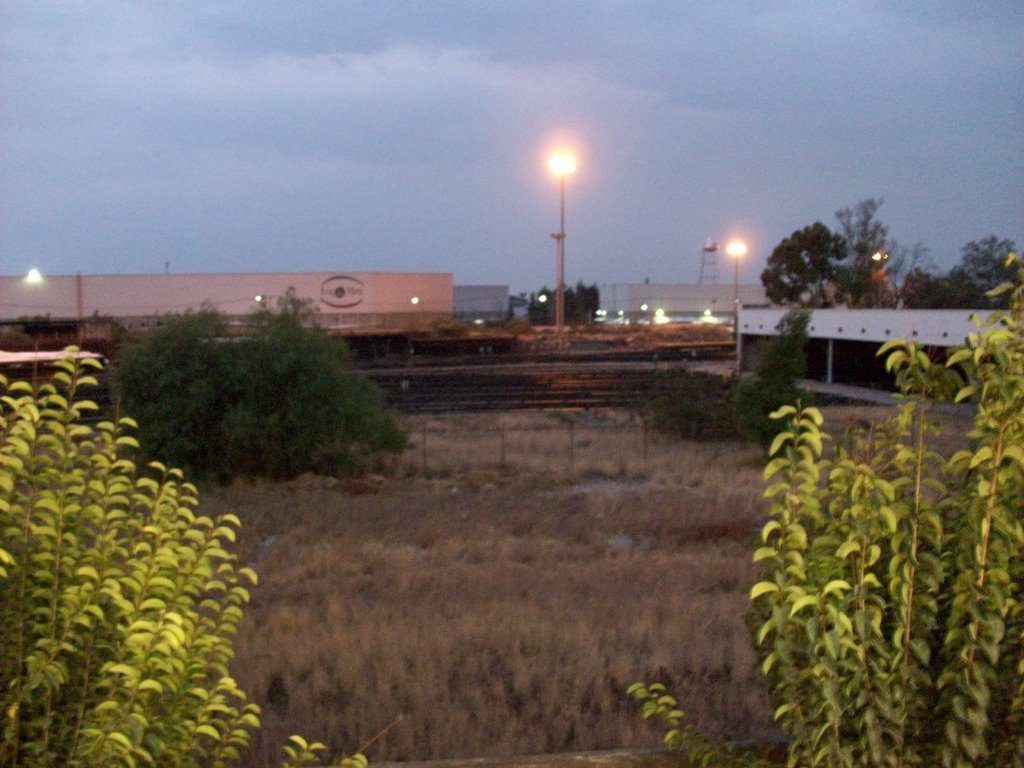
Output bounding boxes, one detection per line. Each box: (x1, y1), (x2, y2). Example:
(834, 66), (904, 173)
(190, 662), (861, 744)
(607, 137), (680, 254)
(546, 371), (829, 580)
(113, 309), (241, 480)
(883, 239), (930, 308)
(733, 309), (812, 449)
(834, 197), (891, 307)
(0, 355), (370, 768)
(526, 282), (600, 325)
(950, 235), (1018, 308)
(899, 236), (1018, 309)
(0, 356), (259, 766)
(761, 222), (847, 306)
(526, 289), (553, 325)
(565, 281), (600, 324)
(901, 267), (979, 309)
(222, 297), (405, 479)
(116, 296), (405, 482)
(634, 255), (1024, 768)
(749, 257), (1023, 766)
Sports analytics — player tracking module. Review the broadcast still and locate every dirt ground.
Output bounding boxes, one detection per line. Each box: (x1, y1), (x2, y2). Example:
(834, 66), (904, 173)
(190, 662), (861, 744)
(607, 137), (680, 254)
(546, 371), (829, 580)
(205, 411), (776, 765)
(206, 404), (971, 766)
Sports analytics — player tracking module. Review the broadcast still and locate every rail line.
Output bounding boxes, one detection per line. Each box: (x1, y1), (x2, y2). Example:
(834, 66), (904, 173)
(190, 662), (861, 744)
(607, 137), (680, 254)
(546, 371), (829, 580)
(363, 359), (714, 413)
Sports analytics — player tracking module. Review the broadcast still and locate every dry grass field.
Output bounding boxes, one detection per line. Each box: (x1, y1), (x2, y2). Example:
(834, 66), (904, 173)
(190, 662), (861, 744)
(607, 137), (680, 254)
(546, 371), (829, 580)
(204, 404), (967, 766)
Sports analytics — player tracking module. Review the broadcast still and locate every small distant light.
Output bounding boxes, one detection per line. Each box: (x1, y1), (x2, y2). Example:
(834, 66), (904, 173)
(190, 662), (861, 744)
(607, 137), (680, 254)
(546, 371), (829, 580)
(538, 294), (548, 303)
(255, 294), (263, 302)
(26, 268), (43, 284)
(410, 296), (420, 305)
(704, 308), (712, 317)
(617, 309), (624, 317)
(640, 303), (648, 312)
(473, 318), (484, 326)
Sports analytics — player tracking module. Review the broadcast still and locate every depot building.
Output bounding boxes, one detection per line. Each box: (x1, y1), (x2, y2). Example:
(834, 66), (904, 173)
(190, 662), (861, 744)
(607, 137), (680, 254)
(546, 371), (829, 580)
(0, 271), (454, 331)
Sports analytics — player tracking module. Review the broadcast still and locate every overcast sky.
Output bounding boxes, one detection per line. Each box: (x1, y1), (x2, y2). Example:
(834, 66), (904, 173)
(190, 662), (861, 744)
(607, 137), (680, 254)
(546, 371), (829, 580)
(2, 2), (1021, 294)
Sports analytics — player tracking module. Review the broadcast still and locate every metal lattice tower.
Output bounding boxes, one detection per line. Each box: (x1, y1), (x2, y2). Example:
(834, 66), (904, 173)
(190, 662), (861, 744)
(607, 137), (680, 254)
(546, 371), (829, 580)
(698, 238), (719, 283)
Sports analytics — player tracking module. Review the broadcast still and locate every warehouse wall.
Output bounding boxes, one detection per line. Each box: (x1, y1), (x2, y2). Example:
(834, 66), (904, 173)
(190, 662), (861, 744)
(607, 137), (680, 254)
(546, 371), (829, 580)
(0, 271), (453, 329)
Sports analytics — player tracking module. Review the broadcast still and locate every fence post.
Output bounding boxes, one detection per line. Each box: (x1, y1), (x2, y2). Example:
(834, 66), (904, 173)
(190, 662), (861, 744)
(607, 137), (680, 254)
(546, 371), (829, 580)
(422, 423), (428, 475)
(568, 420), (575, 473)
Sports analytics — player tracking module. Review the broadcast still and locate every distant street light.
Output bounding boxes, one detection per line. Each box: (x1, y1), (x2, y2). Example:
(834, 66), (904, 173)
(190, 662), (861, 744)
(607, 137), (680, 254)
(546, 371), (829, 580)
(26, 268), (43, 284)
(725, 240), (747, 329)
(548, 151), (576, 343)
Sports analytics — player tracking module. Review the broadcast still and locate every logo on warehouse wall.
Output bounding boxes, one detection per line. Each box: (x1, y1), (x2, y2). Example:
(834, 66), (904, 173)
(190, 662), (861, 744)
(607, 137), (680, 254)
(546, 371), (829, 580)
(320, 275), (365, 308)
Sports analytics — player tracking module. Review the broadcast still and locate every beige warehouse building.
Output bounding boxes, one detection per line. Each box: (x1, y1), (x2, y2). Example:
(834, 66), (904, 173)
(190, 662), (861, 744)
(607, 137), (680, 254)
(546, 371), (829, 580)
(0, 271), (454, 330)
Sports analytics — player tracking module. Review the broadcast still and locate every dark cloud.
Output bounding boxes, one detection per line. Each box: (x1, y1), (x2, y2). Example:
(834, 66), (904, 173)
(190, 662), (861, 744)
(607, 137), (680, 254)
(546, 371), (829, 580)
(1, 1), (1021, 291)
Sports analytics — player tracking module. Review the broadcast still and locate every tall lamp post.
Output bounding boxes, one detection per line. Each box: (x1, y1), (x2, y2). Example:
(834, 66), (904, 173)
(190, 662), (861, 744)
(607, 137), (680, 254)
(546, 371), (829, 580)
(725, 240), (747, 330)
(548, 151), (576, 344)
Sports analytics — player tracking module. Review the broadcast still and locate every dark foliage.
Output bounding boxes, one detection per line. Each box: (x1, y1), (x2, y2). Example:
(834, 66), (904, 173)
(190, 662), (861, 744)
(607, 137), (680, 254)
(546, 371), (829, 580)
(733, 309), (812, 450)
(527, 282), (600, 324)
(115, 298), (405, 482)
(761, 221), (847, 307)
(649, 370), (741, 441)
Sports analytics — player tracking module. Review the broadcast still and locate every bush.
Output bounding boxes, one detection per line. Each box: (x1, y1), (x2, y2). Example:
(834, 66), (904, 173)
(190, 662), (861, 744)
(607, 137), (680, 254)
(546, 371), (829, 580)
(115, 300), (405, 482)
(429, 318), (472, 337)
(0, 355), (258, 766)
(497, 317), (533, 336)
(0, 355), (371, 768)
(114, 310), (241, 481)
(749, 258), (1023, 767)
(634, 257), (1023, 768)
(733, 309), (811, 449)
(649, 370), (741, 441)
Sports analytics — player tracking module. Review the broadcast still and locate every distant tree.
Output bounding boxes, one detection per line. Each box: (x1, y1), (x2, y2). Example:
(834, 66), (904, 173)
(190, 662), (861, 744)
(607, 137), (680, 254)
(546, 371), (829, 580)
(952, 235), (1017, 308)
(884, 239), (930, 307)
(760, 221), (847, 306)
(900, 236), (1018, 309)
(901, 268), (977, 309)
(565, 281), (600, 323)
(834, 197), (891, 307)
(733, 309), (812, 450)
(526, 282), (599, 325)
(526, 289), (553, 325)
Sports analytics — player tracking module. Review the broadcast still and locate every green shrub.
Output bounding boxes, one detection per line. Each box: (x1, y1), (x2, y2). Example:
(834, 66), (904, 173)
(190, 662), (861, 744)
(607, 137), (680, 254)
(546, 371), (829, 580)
(634, 258), (1023, 768)
(114, 310), (240, 481)
(0, 355), (258, 766)
(649, 370), (741, 441)
(497, 317), (533, 336)
(115, 301), (405, 482)
(0, 355), (371, 768)
(220, 307), (405, 479)
(429, 318), (472, 337)
(734, 309), (811, 449)
(749, 258), (1023, 767)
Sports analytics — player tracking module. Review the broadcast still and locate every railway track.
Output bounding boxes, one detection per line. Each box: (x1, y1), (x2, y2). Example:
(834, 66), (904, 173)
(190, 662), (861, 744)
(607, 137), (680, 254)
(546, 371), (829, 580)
(363, 360), (715, 413)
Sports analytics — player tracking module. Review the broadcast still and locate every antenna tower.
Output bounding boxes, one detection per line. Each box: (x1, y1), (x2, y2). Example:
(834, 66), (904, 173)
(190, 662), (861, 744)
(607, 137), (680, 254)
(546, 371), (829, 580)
(698, 238), (719, 283)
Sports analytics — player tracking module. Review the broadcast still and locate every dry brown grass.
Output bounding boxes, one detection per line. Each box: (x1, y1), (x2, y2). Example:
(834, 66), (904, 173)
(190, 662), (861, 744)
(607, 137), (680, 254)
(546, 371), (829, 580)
(205, 405), (970, 765)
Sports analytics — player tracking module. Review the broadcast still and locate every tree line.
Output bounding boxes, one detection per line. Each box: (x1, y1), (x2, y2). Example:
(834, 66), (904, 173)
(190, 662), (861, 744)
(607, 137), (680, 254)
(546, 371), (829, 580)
(761, 197), (1017, 309)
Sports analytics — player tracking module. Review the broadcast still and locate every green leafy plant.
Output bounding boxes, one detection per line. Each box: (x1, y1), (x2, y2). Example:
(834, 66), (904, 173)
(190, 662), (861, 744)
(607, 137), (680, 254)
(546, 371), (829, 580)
(627, 682), (769, 768)
(1, 354), (258, 765)
(734, 309), (812, 450)
(749, 256), (1023, 767)
(115, 296), (405, 482)
(649, 370), (741, 441)
(1, 353), (369, 767)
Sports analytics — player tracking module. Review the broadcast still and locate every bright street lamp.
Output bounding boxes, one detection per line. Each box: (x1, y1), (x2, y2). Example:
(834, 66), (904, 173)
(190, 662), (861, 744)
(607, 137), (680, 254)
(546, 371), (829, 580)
(725, 240), (747, 329)
(548, 151), (576, 343)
